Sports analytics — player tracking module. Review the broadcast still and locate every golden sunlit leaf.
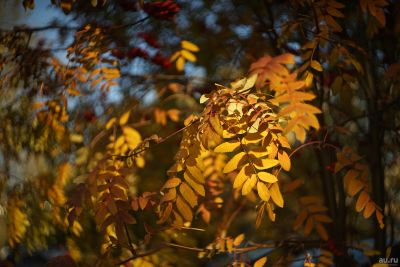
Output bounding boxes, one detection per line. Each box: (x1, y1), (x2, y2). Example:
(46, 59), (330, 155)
(181, 40), (200, 52)
(223, 152), (246, 173)
(270, 183), (284, 207)
(181, 50), (197, 62)
(163, 178), (182, 189)
(179, 182), (198, 208)
(176, 57), (185, 71)
(214, 140), (240, 153)
(254, 159), (279, 170)
(119, 110), (130, 125)
(257, 172), (278, 183)
(183, 172), (205, 196)
(254, 256), (267, 267)
(257, 182), (270, 201)
(233, 234), (245, 246)
(70, 133), (83, 143)
(242, 174), (257, 195)
(233, 165), (250, 189)
(278, 150), (291, 171)
(176, 196), (193, 222)
(199, 95), (209, 104)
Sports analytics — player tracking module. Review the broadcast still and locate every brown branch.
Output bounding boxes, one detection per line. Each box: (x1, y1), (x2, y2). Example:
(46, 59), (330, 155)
(0, 16), (150, 33)
(115, 242), (207, 265)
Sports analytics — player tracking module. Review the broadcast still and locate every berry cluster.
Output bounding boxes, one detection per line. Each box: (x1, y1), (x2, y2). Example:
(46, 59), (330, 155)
(143, 0), (180, 20)
(137, 32), (160, 48)
(111, 46), (171, 69)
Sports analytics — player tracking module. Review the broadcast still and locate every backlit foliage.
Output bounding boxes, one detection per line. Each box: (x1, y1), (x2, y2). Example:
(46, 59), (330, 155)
(0, 0), (398, 266)
(334, 147), (384, 229)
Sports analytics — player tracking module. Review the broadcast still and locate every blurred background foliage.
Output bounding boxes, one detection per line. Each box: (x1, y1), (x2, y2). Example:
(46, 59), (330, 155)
(0, 0), (399, 266)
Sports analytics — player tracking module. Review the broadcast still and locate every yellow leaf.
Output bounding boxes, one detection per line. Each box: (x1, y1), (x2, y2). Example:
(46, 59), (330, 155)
(105, 117), (116, 129)
(67, 88), (80, 96)
(181, 50), (197, 62)
(264, 203), (275, 222)
(102, 67), (120, 79)
(233, 165), (250, 189)
(176, 196), (193, 222)
(163, 178), (181, 189)
(305, 71), (314, 87)
(170, 51), (181, 62)
(226, 238), (233, 253)
(209, 115), (224, 136)
(179, 182), (198, 208)
(176, 57), (185, 71)
(199, 95), (209, 104)
(181, 40), (199, 52)
(239, 73), (258, 93)
(278, 150), (291, 171)
(257, 182), (270, 201)
(114, 136), (125, 149)
(214, 140), (240, 153)
(270, 183), (284, 207)
(254, 256), (267, 267)
(119, 110), (130, 125)
(161, 188), (177, 203)
(257, 172), (278, 183)
(70, 133), (83, 143)
(233, 234), (245, 246)
(310, 60), (323, 72)
(167, 109), (180, 122)
(254, 159), (279, 170)
(223, 152), (246, 173)
(122, 126), (142, 148)
(242, 174), (257, 195)
(32, 102), (45, 109)
(183, 172), (205, 196)
(186, 166), (204, 184)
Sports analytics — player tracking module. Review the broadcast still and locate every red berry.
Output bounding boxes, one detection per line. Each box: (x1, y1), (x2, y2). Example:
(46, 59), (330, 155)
(111, 48), (125, 59)
(143, 0), (180, 20)
(137, 32), (160, 48)
(127, 47), (149, 59)
(83, 110), (96, 123)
